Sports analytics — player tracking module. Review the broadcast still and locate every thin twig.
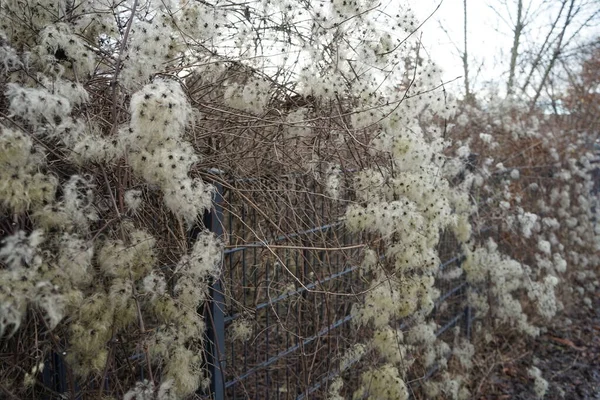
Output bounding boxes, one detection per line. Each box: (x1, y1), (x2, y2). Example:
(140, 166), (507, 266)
(110, 0), (139, 134)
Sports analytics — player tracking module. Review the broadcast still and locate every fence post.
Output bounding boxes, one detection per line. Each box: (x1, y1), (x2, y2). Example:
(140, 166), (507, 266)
(202, 181), (226, 400)
(459, 255), (473, 341)
(42, 352), (67, 399)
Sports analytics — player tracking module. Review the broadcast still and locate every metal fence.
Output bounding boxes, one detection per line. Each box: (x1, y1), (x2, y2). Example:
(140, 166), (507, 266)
(203, 173), (476, 400)
(204, 174), (367, 400)
(37, 173), (476, 399)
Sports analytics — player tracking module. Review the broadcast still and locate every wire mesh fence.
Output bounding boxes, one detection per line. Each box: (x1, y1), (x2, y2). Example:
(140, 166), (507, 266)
(34, 172), (477, 399)
(209, 173), (367, 400)
(204, 173), (476, 399)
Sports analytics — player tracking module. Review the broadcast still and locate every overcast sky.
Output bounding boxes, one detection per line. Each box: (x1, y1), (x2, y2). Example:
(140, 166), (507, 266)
(406, 0), (599, 97)
(408, 0), (513, 92)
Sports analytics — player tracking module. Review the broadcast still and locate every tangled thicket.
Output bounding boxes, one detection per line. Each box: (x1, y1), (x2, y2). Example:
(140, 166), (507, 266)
(0, 0), (598, 399)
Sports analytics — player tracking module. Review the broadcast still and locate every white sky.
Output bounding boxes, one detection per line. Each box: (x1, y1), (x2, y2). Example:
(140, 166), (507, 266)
(409, 0), (513, 93)
(407, 0), (599, 97)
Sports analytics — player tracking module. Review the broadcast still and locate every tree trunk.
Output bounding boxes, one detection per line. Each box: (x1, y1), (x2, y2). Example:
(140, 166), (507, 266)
(462, 0), (472, 101)
(506, 0), (524, 97)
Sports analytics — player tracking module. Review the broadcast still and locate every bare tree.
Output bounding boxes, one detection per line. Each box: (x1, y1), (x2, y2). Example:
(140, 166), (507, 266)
(439, 0), (482, 101)
(530, 0), (600, 107)
(482, 0), (600, 107)
(519, 0), (569, 94)
(506, 0), (526, 96)
(462, 0), (472, 100)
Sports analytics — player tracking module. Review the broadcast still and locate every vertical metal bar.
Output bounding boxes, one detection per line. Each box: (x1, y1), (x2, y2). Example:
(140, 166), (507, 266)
(298, 175), (308, 397)
(460, 255), (473, 341)
(204, 182), (226, 400)
(285, 248), (291, 396)
(275, 258), (280, 400)
(295, 248), (301, 396)
(228, 186), (235, 400)
(43, 349), (80, 399)
(265, 260), (270, 399)
(253, 207), (259, 399)
(42, 352), (67, 399)
(56, 353), (68, 396)
(301, 245), (310, 397)
(208, 230), (225, 398)
(241, 203), (248, 398)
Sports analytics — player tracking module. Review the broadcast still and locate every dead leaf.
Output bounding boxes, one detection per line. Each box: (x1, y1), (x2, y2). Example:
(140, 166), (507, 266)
(502, 366), (518, 377)
(548, 336), (585, 351)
